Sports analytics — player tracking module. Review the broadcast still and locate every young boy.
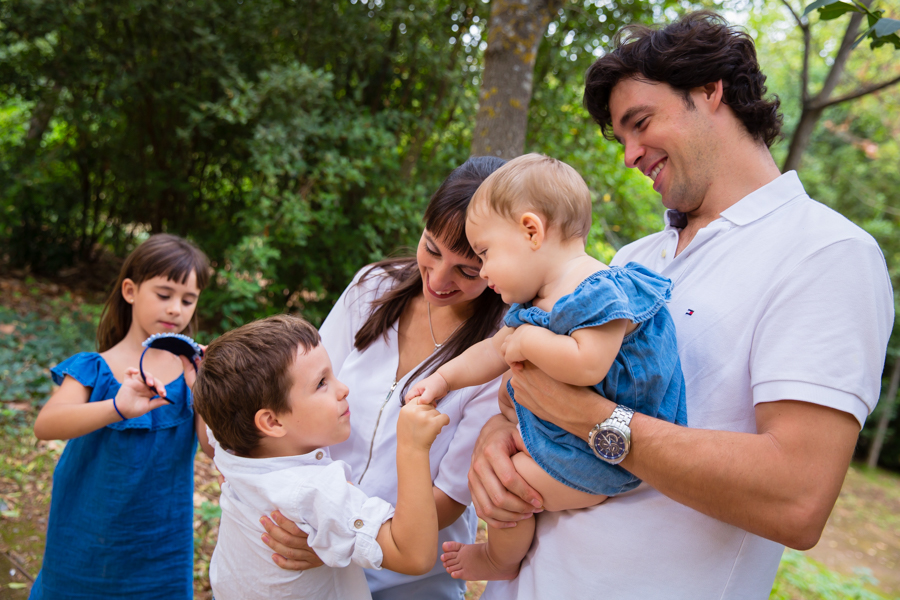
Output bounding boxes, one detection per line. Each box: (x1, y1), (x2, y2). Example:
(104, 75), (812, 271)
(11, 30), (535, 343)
(406, 154), (687, 581)
(193, 314), (448, 600)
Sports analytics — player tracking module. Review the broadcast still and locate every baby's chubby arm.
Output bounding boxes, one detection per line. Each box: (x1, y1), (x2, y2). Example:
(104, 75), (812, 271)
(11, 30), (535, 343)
(404, 327), (513, 405)
(376, 400), (450, 575)
(502, 320), (628, 388)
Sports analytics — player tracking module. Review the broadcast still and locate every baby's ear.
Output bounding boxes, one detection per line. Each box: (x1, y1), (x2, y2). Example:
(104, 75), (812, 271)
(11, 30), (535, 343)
(520, 212), (546, 249)
(254, 408), (286, 438)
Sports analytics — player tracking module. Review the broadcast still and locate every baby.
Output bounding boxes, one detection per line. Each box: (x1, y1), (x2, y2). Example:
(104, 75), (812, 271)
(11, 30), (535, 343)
(406, 153), (687, 581)
(193, 314), (448, 600)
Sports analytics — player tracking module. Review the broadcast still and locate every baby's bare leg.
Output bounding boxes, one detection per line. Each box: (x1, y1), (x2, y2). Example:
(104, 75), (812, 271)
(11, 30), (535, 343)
(442, 435), (606, 581)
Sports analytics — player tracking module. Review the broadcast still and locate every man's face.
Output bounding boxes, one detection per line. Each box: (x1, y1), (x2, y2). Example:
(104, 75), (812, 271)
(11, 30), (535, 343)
(609, 77), (716, 215)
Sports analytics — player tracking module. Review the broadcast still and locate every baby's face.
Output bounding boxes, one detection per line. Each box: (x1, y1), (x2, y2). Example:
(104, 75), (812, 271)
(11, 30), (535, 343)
(279, 344), (352, 455)
(466, 209), (543, 305)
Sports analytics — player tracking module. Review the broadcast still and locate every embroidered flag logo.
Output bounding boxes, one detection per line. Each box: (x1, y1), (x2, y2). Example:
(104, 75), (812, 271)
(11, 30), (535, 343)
(685, 309), (694, 316)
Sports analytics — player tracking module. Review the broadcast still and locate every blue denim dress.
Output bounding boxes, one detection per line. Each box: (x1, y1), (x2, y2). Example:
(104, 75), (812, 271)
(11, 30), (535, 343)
(506, 262), (687, 496)
(29, 353), (196, 600)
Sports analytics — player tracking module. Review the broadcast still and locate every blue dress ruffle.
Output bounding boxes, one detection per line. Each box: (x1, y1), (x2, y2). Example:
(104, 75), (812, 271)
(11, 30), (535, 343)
(506, 262), (687, 496)
(29, 352), (197, 600)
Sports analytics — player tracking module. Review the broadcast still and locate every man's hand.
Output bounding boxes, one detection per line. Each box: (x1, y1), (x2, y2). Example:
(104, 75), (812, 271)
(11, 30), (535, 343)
(468, 413), (543, 529)
(260, 511), (325, 571)
(509, 361), (611, 440)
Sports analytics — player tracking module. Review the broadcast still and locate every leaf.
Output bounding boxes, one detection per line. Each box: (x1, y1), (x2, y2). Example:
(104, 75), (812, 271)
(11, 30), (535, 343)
(818, 1), (859, 20)
(8, 583), (28, 590)
(852, 24), (876, 48)
(873, 17), (900, 37)
(803, 0), (843, 16)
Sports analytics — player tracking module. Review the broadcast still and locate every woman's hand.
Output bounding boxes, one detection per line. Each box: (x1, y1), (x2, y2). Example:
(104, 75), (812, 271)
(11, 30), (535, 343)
(116, 368), (170, 418)
(260, 511), (325, 571)
(468, 414), (543, 529)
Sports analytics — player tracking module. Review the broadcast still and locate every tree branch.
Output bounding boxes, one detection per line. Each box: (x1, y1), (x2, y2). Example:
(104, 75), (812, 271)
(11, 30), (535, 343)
(779, 0), (811, 102)
(812, 72), (900, 109)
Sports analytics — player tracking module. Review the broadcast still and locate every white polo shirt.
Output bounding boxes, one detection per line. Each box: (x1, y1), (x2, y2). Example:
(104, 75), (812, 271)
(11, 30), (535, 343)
(486, 171), (893, 599)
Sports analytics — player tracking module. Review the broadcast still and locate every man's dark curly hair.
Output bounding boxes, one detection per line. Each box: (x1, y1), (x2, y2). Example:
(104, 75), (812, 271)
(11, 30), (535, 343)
(584, 11), (782, 147)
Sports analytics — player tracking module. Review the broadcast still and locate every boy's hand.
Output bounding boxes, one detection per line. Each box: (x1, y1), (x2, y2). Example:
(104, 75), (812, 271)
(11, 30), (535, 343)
(116, 368), (170, 418)
(500, 325), (534, 366)
(404, 372), (450, 406)
(397, 399), (450, 451)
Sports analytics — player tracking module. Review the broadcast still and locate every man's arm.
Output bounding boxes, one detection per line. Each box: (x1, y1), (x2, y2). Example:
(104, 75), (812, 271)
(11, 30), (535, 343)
(478, 362), (858, 549)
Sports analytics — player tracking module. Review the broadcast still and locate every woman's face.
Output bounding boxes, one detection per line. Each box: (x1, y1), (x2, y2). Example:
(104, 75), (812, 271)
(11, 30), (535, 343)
(416, 230), (488, 308)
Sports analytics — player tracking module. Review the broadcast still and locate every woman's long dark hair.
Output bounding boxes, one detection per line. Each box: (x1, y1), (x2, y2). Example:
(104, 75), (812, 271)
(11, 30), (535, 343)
(354, 156), (508, 398)
(97, 234), (210, 352)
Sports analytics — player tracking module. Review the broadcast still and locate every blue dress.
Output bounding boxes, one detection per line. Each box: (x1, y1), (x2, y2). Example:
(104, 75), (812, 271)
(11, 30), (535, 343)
(29, 353), (197, 600)
(506, 262), (687, 496)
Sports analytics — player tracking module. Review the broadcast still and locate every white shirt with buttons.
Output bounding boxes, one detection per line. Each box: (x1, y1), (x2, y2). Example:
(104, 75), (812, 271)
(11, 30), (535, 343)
(485, 171), (894, 599)
(207, 428), (395, 600)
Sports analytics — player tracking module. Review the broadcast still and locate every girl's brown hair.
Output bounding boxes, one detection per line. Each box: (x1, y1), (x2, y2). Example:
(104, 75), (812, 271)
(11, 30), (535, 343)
(97, 234), (211, 352)
(354, 156), (508, 399)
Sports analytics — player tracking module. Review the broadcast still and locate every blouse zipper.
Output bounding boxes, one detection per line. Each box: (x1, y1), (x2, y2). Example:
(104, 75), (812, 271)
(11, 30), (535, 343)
(358, 379), (398, 485)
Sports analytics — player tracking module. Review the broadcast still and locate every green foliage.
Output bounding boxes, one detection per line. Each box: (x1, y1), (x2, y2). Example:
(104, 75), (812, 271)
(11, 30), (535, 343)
(770, 550), (887, 600)
(0, 299), (100, 407)
(802, 0), (900, 49)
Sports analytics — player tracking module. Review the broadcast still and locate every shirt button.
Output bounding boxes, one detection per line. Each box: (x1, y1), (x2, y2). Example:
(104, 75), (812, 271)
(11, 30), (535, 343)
(354, 519), (364, 529)
(315, 451), (324, 460)
(661, 249), (667, 258)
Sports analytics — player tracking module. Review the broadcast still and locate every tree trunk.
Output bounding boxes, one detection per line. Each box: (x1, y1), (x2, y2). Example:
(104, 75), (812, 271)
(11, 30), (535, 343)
(867, 353), (900, 469)
(471, 0), (560, 159)
(782, 106), (823, 172)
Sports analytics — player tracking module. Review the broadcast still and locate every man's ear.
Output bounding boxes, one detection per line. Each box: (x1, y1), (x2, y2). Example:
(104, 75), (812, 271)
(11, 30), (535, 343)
(693, 80), (724, 113)
(520, 212), (546, 250)
(121, 278), (137, 304)
(255, 408), (286, 439)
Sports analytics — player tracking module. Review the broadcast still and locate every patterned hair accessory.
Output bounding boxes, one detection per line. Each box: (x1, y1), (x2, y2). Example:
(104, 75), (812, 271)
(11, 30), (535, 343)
(139, 333), (205, 403)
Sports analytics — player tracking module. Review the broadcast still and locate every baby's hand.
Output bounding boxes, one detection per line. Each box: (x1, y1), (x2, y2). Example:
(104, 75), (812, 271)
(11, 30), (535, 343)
(397, 399), (450, 451)
(404, 372), (450, 406)
(115, 368), (171, 419)
(500, 325), (533, 366)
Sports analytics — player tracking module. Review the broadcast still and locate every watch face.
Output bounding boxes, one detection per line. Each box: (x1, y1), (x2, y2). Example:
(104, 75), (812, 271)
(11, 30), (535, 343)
(595, 430), (627, 460)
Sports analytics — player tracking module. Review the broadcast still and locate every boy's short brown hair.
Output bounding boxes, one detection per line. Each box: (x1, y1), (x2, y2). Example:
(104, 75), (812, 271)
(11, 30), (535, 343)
(193, 314), (320, 456)
(468, 153), (592, 242)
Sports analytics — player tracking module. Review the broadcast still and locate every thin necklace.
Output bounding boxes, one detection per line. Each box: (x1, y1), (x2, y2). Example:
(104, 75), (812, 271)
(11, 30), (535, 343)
(427, 302), (466, 351)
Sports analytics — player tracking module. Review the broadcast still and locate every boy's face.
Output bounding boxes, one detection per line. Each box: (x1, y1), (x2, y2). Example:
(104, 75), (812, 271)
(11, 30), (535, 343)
(466, 208), (542, 305)
(279, 343), (351, 455)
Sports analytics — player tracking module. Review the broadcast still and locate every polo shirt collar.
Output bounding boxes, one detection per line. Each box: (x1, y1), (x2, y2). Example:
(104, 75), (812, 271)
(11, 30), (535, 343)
(719, 170), (807, 227)
(662, 171), (807, 230)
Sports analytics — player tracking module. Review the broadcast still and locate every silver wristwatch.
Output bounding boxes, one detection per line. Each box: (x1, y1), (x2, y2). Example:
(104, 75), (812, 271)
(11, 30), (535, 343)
(588, 405), (635, 465)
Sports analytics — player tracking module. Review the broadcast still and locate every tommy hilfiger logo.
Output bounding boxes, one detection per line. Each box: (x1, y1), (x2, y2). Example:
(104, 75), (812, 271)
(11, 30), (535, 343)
(685, 309), (694, 316)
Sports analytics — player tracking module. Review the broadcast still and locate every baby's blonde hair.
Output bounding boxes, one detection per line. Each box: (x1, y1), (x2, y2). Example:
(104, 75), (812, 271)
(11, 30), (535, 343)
(468, 153), (592, 241)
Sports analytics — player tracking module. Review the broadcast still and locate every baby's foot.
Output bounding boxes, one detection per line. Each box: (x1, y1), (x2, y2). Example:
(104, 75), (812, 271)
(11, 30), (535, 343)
(440, 540), (519, 581)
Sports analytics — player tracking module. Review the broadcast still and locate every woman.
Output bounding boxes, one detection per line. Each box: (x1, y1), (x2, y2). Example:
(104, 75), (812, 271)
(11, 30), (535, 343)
(262, 156), (508, 599)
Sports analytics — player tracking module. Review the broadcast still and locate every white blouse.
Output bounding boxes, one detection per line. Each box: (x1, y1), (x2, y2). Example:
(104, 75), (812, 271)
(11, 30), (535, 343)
(321, 267), (502, 594)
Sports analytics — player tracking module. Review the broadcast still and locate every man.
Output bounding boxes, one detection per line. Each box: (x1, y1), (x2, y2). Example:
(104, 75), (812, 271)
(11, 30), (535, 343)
(471, 12), (894, 599)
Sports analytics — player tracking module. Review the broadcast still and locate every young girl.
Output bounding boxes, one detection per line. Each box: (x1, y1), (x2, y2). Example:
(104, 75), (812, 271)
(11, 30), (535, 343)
(30, 233), (212, 600)
(406, 154), (688, 582)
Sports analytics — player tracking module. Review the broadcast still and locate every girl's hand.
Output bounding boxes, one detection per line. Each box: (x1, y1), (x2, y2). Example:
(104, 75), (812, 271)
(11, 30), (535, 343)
(180, 344), (207, 389)
(500, 325), (534, 366)
(115, 368), (170, 419)
(397, 399), (450, 451)
(261, 511), (325, 571)
(404, 372), (450, 405)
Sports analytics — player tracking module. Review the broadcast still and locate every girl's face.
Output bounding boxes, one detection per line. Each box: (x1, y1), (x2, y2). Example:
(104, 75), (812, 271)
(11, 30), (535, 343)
(416, 230), (488, 308)
(123, 272), (201, 337)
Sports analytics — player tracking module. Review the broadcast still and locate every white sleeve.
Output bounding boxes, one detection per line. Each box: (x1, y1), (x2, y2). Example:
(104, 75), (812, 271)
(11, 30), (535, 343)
(433, 378), (503, 505)
(750, 237), (894, 427)
(272, 461), (396, 571)
(320, 267), (388, 374)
